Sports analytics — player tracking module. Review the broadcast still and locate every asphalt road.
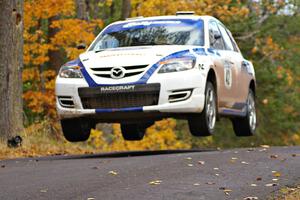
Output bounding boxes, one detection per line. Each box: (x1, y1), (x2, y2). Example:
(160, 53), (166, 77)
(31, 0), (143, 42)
(0, 146), (299, 200)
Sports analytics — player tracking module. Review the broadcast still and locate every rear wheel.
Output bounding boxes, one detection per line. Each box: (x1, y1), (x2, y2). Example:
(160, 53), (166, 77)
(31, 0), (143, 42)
(61, 118), (94, 142)
(121, 123), (152, 141)
(232, 89), (256, 136)
(188, 82), (217, 136)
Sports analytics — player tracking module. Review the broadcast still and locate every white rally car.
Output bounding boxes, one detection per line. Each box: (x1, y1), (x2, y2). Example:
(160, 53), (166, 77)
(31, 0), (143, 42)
(56, 12), (257, 142)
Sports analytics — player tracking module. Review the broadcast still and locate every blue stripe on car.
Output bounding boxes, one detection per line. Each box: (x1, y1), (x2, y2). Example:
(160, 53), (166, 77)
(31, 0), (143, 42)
(95, 107), (143, 113)
(193, 48), (207, 55)
(221, 109), (247, 117)
(207, 48), (221, 56)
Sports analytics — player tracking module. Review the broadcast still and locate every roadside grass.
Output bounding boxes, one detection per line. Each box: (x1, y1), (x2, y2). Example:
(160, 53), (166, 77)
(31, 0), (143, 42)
(269, 186), (300, 200)
(0, 121), (96, 160)
(0, 119), (190, 160)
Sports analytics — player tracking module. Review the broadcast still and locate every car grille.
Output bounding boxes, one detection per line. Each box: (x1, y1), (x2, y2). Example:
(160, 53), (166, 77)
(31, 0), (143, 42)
(78, 83), (160, 109)
(90, 65), (148, 79)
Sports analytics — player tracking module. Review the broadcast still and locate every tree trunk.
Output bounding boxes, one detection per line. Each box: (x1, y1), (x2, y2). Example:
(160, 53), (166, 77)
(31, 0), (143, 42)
(121, 0), (131, 19)
(48, 16), (64, 73)
(76, 0), (88, 20)
(0, 0), (24, 140)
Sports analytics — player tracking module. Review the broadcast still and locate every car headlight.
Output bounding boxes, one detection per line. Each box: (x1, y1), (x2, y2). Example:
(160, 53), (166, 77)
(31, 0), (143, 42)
(58, 65), (83, 78)
(158, 57), (196, 73)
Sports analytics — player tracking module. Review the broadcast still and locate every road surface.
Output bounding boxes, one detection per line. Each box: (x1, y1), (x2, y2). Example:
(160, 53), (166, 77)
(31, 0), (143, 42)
(0, 146), (299, 200)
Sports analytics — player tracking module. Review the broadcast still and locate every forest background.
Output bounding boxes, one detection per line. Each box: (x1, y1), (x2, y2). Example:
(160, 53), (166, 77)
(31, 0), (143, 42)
(1, 0), (299, 158)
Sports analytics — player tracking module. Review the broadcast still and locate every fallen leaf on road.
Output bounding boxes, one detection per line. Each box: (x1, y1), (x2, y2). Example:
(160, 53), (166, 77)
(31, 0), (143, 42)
(256, 177), (262, 181)
(270, 155), (278, 159)
(250, 184), (257, 187)
(87, 198), (95, 200)
(259, 148), (267, 152)
(260, 145), (270, 148)
(265, 183), (278, 187)
(198, 161), (205, 165)
(244, 197), (258, 200)
(149, 180), (162, 185)
(91, 166), (100, 169)
(273, 172), (281, 177)
(206, 182), (215, 185)
(241, 161), (249, 165)
(292, 154), (297, 157)
(108, 170), (118, 175)
(187, 164), (194, 167)
(40, 189), (48, 193)
(247, 148), (255, 152)
(1, 165), (5, 168)
(219, 187), (232, 195)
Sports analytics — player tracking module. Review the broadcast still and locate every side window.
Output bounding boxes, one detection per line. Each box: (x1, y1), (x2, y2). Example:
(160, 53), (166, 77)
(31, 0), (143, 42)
(226, 28), (239, 52)
(208, 21), (224, 50)
(217, 24), (234, 51)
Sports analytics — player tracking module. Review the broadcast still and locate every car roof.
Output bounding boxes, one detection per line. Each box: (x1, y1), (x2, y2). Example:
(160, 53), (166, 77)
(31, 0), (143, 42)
(110, 15), (219, 25)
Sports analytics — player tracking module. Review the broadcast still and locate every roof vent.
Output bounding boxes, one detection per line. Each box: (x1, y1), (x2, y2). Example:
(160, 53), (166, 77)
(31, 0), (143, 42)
(176, 11), (195, 16)
(125, 16), (144, 20)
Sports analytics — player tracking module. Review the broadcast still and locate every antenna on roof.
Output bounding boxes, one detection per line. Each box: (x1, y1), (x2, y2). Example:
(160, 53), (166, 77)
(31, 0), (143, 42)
(176, 11), (195, 16)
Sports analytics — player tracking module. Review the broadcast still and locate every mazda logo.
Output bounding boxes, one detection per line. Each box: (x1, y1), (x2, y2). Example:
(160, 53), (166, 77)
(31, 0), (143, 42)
(110, 67), (125, 79)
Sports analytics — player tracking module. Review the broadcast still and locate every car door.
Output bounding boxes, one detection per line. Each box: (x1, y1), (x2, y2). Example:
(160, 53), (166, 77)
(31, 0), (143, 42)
(216, 22), (244, 109)
(225, 28), (250, 104)
(208, 20), (234, 109)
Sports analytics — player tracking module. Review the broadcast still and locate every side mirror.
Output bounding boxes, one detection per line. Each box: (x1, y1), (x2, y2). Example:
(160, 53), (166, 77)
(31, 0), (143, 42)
(77, 43), (86, 50)
(214, 32), (222, 40)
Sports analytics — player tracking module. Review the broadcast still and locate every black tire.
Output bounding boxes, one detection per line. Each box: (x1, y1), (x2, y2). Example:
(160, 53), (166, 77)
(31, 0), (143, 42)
(188, 82), (217, 137)
(232, 89), (256, 136)
(120, 123), (147, 141)
(61, 118), (94, 142)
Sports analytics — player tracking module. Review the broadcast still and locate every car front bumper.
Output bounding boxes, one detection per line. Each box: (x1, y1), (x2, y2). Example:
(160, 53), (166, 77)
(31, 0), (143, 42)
(55, 68), (206, 121)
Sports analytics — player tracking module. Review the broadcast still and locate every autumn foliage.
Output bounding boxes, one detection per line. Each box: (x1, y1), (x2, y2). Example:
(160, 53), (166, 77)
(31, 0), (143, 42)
(23, 0), (103, 121)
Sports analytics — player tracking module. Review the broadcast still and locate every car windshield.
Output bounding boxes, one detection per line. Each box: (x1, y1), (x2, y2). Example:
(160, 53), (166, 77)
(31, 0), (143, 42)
(89, 19), (204, 51)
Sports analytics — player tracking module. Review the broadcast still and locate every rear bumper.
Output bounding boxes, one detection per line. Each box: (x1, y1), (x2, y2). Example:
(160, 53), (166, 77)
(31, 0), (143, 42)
(55, 68), (206, 121)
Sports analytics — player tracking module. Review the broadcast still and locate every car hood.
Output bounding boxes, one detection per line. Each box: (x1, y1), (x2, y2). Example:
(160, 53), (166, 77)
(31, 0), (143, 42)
(78, 45), (200, 86)
(79, 46), (192, 68)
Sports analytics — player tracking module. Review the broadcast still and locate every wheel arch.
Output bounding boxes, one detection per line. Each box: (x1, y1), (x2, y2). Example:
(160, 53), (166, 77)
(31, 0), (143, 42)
(249, 79), (256, 97)
(206, 68), (219, 119)
(206, 68), (217, 91)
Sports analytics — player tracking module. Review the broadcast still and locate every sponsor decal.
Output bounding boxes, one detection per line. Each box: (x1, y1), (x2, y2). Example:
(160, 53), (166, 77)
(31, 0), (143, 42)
(100, 85), (135, 92)
(123, 20), (182, 28)
(224, 60), (232, 89)
(97, 53), (145, 58)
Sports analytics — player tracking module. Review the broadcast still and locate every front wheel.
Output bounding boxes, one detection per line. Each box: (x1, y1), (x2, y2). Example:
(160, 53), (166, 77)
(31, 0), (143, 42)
(232, 89), (256, 136)
(188, 82), (217, 137)
(61, 118), (94, 142)
(120, 123), (153, 141)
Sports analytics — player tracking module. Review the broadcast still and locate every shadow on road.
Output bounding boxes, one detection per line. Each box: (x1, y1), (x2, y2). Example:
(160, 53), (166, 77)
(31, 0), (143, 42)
(2, 149), (217, 163)
(65, 149), (216, 160)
